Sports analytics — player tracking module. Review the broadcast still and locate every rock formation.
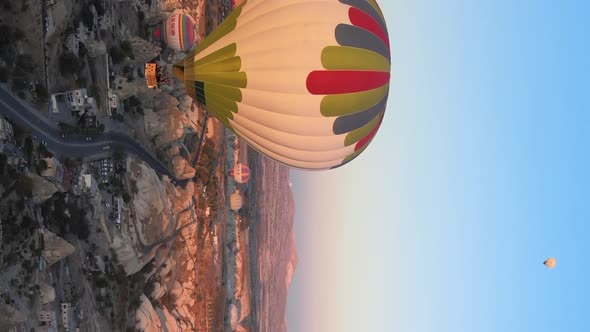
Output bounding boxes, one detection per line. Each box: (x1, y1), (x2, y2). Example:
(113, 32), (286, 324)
(41, 229), (75, 266)
(0, 303), (26, 324)
(135, 294), (162, 331)
(110, 234), (145, 275)
(85, 38), (107, 57)
(159, 0), (183, 12)
(129, 36), (162, 64)
(128, 158), (174, 245)
(28, 173), (62, 204)
(171, 155), (196, 180)
(39, 282), (56, 305)
(144, 107), (190, 149)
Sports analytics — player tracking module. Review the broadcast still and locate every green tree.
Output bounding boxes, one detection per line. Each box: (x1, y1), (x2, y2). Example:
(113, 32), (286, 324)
(37, 159), (48, 172)
(0, 67), (8, 82)
(120, 41), (133, 56)
(35, 83), (49, 101)
(109, 47), (126, 64)
(59, 53), (82, 76)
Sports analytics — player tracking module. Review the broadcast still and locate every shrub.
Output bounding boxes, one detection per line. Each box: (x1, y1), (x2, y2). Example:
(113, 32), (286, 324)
(59, 52), (81, 75)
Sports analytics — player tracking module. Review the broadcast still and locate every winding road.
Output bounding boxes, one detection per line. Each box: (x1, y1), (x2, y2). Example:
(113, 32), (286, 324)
(0, 84), (176, 180)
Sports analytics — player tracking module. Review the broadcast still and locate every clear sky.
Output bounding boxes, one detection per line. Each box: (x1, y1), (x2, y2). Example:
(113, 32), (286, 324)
(287, 1), (590, 331)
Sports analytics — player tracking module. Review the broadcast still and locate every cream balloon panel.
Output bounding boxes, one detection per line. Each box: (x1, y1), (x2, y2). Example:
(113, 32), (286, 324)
(238, 0), (348, 26)
(232, 101), (336, 136)
(230, 112), (349, 151)
(235, 125), (359, 169)
(189, 1), (346, 63)
(231, 120), (357, 161)
(238, 88), (324, 119)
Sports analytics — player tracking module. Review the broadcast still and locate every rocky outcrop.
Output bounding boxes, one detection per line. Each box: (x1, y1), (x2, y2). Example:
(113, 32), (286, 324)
(171, 155), (196, 180)
(28, 174), (62, 204)
(129, 36), (162, 64)
(85, 38), (107, 57)
(39, 282), (56, 305)
(41, 229), (75, 266)
(144, 107), (190, 149)
(159, 0), (182, 12)
(285, 231), (298, 291)
(110, 234), (146, 275)
(135, 294), (162, 331)
(128, 158), (174, 245)
(112, 75), (160, 100)
(0, 303), (26, 324)
(154, 93), (180, 110)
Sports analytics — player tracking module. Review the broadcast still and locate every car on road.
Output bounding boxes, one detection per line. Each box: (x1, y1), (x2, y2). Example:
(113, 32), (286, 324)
(102, 145), (110, 150)
(41, 140), (47, 146)
(86, 137), (92, 141)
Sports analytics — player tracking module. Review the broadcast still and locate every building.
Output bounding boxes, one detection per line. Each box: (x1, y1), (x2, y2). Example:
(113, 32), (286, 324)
(65, 88), (97, 114)
(80, 174), (98, 193)
(145, 63), (158, 89)
(38, 305), (57, 328)
(40, 156), (65, 184)
(0, 117), (13, 142)
(112, 195), (123, 227)
(61, 303), (76, 332)
(108, 89), (119, 110)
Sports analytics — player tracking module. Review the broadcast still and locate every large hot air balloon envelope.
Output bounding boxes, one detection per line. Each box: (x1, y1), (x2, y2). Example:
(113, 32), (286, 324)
(154, 10), (197, 52)
(229, 163), (251, 183)
(544, 257), (556, 269)
(174, 0), (391, 170)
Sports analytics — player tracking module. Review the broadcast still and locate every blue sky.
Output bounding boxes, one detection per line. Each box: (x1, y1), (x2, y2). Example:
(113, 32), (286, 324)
(288, 1), (590, 331)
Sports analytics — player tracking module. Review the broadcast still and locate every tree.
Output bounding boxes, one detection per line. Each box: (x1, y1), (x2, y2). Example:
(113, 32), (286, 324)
(15, 176), (34, 197)
(122, 192), (131, 204)
(37, 159), (48, 172)
(93, 0), (105, 15)
(120, 41), (133, 56)
(59, 53), (81, 76)
(16, 54), (35, 72)
(78, 42), (88, 58)
(81, 6), (94, 28)
(35, 83), (49, 101)
(37, 144), (52, 158)
(0, 67), (8, 82)
(12, 77), (27, 91)
(109, 47), (126, 64)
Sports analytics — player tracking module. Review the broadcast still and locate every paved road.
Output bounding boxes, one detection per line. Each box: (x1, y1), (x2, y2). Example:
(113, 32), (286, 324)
(0, 84), (177, 181)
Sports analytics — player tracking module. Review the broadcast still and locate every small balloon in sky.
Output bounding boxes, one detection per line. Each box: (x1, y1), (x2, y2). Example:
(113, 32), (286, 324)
(543, 257), (556, 269)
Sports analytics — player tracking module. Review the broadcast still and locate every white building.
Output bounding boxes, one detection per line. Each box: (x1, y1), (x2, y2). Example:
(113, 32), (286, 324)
(38, 304), (57, 328)
(108, 89), (119, 110)
(61, 303), (76, 332)
(65, 88), (97, 114)
(80, 174), (98, 193)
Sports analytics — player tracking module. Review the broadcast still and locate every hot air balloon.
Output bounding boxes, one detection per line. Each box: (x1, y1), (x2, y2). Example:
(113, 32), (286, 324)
(230, 190), (244, 211)
(154, 10), (197, 52)
(544, 257), (556, 269)
(229, 163), (251, 183)
(173, 0), (390, 170)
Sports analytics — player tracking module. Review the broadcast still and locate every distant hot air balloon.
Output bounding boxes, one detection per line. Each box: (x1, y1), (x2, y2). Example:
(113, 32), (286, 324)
(229, 163), (250, 183)
(154, 10), (197, 52)
(544, 257), (556, 269)
(230, 190), (244, 211)
(173, 0), (391, 170)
